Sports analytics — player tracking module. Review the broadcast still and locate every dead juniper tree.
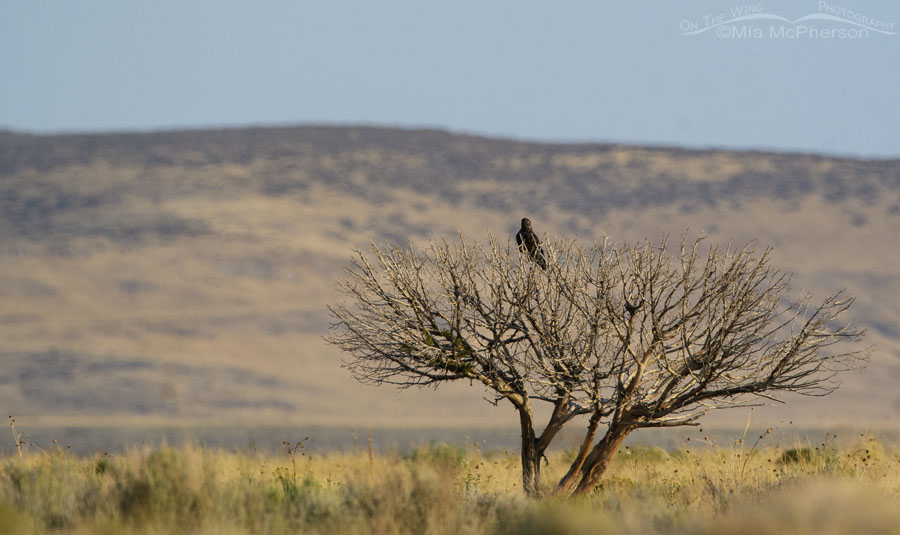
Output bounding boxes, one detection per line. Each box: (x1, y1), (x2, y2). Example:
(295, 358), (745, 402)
(326, 233), (867, 497)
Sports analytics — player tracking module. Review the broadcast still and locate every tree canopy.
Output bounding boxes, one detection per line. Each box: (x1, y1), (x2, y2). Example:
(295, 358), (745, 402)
(327, 233), (867, 496)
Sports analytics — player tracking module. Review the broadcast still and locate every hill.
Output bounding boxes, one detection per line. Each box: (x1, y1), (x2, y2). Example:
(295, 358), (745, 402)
(1, 125), (898, 428)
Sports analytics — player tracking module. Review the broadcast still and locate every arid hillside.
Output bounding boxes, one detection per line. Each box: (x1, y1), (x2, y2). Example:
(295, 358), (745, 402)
(1, 126), (898, 427)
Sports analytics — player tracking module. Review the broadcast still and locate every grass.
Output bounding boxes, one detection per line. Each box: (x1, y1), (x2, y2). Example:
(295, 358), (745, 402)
(2, 432), (900, 534)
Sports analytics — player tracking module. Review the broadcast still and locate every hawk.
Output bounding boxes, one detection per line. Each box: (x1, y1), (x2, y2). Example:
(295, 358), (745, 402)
(515, 217), (547, 270)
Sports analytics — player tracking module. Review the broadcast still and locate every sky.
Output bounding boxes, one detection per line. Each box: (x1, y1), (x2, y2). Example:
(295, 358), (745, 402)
(2, 1), (899, 157)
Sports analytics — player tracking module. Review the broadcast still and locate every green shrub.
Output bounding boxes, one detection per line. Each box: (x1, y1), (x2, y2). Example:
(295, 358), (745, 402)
(779, 447), (814, 465)
(406, 443), (467, 472)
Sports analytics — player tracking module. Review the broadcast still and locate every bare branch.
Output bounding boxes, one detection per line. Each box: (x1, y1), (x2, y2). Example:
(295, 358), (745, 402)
(326, 232), (868, 496)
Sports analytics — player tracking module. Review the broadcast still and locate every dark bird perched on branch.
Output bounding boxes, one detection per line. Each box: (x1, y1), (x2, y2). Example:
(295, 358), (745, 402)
(516, 217), (547, 270)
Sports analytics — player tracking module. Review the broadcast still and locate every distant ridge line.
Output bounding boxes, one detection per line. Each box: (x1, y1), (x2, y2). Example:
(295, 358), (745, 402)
(2, 124), (896, 168)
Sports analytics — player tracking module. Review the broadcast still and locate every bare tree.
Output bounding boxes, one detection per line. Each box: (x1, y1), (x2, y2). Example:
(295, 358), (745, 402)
(326, 233), (867, 497)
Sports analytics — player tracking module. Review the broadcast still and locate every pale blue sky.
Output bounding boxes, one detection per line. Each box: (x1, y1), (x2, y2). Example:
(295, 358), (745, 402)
(2, 1), (898, 156)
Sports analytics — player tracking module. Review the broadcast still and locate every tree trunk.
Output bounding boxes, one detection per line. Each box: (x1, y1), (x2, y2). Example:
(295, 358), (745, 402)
(518, 406), (542, 497)
(571, 424), (632, 495)
(555, 410), (601, 496)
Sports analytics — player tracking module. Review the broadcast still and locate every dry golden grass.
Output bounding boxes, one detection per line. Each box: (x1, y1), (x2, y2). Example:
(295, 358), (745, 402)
(2, 432), (900, 534)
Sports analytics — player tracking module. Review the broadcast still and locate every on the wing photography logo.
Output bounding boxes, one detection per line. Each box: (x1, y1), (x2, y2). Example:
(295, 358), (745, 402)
(680, 2), (896, 40)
